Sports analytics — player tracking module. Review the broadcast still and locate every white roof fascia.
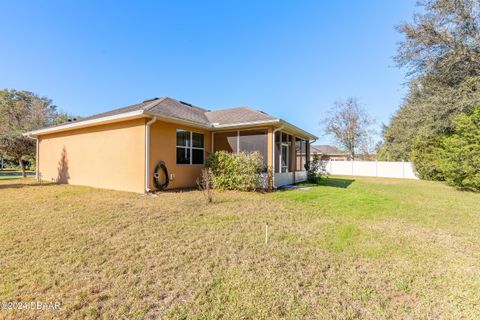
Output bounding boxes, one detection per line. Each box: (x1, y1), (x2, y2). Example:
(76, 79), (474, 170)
(212, 119), (280, 130)
(24, 110), (147, 137)
(143, 112), (213, 130)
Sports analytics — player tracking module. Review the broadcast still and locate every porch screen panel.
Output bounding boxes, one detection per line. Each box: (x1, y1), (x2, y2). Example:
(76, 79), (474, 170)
(306, 141), (310, 165)
(214, 131), (238, 153)
(296, 138), (301, 171)
(302, 139), (307, 170)
(274, 131), (281, 173)
(295, 138), (307, 171)
(281, 133), (292, 173)
(239, 129), (267, 169)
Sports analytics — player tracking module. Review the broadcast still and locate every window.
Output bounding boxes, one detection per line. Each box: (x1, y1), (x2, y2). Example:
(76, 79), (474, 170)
(176, 130), (204, 165)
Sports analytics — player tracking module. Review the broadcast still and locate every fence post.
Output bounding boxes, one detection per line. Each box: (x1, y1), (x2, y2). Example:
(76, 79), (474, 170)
(351, 159), (354, 176)
(402, 160), (405, 178)
(375, 160), (378, 177)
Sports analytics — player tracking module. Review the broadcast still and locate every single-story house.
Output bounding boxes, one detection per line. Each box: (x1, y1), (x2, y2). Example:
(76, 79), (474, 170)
(25, 97), (317, 193)
(310, 145), (350, 161)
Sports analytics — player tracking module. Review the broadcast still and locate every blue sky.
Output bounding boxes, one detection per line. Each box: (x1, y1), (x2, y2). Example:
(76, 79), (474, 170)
(1, 1), (417, 144)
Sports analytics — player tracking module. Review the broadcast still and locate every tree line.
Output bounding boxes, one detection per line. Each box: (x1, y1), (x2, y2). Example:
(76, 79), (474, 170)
(377, 0), (480, 191)
(321, 0), (479, 191)
(0, 89), (70, 177)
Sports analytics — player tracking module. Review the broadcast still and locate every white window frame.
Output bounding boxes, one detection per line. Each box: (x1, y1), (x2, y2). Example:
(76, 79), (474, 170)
(176, 130), (205, 165)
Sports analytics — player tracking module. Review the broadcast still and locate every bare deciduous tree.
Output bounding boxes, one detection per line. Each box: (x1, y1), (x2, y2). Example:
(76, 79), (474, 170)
(323, 97), (374, 160)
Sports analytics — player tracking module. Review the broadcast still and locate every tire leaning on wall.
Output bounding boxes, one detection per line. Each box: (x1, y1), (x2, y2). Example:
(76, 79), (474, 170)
(153, 161), (169, 190)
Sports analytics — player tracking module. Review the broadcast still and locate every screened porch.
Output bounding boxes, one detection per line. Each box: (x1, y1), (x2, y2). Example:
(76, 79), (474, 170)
(273, 131), (309, 187)
(212, 128), (310, 187)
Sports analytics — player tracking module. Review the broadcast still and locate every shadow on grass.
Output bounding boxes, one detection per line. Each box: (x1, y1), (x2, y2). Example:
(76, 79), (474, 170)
(0, 181), (57, 190)
(288, 177), (355, 190)
(0, 177), (22, 181)
(0, 172), (35, 177)
(318, 177), (355, 188)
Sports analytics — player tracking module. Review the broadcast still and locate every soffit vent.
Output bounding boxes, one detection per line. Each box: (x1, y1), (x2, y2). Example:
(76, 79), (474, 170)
(179, 101), (193, 107)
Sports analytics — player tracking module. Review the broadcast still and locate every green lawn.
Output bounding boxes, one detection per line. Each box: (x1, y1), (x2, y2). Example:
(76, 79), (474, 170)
(0, 170), (35, 180)
(0, 176), (21, 181)
(1, 177), (479, 319)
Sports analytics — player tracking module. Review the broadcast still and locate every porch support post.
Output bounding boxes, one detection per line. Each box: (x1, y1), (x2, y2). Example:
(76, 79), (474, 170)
(267, 128), (273, 190)
(267, 128), (273, 169)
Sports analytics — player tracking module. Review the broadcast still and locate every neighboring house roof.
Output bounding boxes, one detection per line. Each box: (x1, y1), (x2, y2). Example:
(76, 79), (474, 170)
(25, 97), (317, 139)
(311, 145), (347, 155)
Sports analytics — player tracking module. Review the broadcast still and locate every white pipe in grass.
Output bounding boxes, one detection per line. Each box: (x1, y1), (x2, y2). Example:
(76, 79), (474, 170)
(265, 223), (268, 244)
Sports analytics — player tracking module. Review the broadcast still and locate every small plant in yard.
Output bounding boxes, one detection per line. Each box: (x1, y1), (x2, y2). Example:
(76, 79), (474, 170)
(196, 168), (214, 203)
(206, 151), (264, 191)
(305, 153), (326, 183)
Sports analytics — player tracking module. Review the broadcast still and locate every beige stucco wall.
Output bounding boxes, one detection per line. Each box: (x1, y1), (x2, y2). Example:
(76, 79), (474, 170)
(149, 120), (212, 190)
(38, 118), (146, 193)
(36, 117), (309, 192)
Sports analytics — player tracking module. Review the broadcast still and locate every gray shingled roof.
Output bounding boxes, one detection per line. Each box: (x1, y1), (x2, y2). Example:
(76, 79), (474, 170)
(26, 96), (317, 139)
(311, 145), (346, 154)
(68, 97), (278, 127)
(205, 107), (277, 125)
(147, 97), (211, 125)
(74, 99), (158, 122)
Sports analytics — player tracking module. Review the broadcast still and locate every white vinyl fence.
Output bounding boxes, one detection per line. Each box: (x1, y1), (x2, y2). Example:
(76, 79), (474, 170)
(325, 160), (418, 179)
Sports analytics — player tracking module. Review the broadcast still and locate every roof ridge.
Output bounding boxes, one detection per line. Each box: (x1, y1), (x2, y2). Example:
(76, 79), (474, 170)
(205, 106), (252, 113)
(143, 96), (168, 112)
(164, 96), (210, 112)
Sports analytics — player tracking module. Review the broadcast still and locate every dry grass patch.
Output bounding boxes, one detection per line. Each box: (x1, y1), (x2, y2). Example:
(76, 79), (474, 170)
(0, 177), (480, 319)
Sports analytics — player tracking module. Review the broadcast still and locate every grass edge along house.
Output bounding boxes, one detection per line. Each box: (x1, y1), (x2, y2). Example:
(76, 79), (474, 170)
(25, 97), (317, 193)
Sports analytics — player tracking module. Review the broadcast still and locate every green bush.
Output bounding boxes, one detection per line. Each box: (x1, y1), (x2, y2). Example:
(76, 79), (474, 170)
(205, 151), (265, 191)
(440, 108), (480, 191)
(411, 135), (445, 181)
(305, 153), (325, 183)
